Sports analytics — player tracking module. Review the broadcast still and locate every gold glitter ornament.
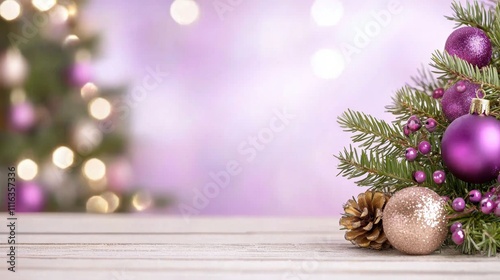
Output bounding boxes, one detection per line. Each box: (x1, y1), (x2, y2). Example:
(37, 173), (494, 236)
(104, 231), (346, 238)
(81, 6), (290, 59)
(383, 187), (448, 255)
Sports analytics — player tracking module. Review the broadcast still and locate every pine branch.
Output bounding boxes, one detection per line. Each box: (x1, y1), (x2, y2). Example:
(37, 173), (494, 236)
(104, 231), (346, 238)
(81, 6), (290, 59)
(410, 66), (447, 94)
(336, 146), (434, 191)
(337, 110), (409, 157)
(430, 50), (500, 97)
(385, 86), (446, 125)
(449, 210), (500, 256)
(445, 0), (495, 32)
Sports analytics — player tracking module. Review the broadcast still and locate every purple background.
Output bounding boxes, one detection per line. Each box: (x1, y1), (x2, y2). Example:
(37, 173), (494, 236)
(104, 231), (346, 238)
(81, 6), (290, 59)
(85, 0), (458, 215)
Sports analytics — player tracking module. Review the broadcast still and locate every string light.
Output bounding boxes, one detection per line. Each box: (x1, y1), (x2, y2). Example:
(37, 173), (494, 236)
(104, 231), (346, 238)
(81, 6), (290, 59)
(132, 191), (152, 211)
(52, 146), (74, 169)
(0, 0), (21, 21)
(82, 158), (106, 181)
(17, 159), (38, 180)
(311, 48), (345, 79)
(170, 0), (200, 25)
(86, 195), (108, 213)
(101, 192), (120, 213)
(311, 0), (344, 27)
(32, 0), (56, 12)
(88, 97), (111, 120)
(80, 82), (98, 100)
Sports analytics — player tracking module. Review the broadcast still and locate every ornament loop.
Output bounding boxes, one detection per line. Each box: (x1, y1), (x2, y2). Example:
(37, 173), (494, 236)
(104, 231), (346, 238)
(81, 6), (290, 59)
(469, 98), (490, 116)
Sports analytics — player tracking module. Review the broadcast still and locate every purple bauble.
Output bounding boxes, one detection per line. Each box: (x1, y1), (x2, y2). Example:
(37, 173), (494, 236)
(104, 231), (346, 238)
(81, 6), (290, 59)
(405, 147), (418, 162)
(445, 27), (492, 68)
(68, 62), (93, 87)
(10, 101), (36, 131)
(452, 197), (466, 212)
(441, 80), (481, 122)
(468, 189), (482, 203)
(441, 114), (500, 184)
(450, 222), (462, 233)
(451, 229), (465, 245)
(16, 182), (45, 212)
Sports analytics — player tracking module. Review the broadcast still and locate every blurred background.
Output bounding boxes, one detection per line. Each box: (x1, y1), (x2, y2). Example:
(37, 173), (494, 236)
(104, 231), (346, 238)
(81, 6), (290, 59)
(0, 0), (469, 215)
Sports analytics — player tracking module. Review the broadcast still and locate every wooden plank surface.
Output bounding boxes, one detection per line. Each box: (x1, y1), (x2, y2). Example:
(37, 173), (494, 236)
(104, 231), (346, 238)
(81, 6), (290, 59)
(0, 214), (499, 280)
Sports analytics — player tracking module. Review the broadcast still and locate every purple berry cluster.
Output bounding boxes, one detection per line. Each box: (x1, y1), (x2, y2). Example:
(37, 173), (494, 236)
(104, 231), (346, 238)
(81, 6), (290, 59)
(449, 186), (500, 245)
(403, 115), (443, 185)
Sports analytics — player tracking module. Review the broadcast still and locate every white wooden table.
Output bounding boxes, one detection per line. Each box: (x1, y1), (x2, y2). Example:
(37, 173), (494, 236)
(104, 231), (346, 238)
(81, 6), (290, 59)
(1, 214), (499, 280)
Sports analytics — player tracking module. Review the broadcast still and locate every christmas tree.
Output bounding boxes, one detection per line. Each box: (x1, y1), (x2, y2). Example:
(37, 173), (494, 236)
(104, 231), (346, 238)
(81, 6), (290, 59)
(337, 0), (500, 256)
(0, 0), (167, 213)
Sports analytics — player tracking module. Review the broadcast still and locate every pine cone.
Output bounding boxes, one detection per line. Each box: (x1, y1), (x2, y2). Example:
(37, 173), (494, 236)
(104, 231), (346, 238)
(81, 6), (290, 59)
(339, 190), (391, 250)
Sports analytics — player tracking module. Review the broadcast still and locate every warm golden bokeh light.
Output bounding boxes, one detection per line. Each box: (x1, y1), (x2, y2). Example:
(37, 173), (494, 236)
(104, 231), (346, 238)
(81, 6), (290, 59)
(80, 82), (98, 100)
(0, 0), (21, 21)
(170, 0), (200, 25)
(82, 158), (106, 181)
(32, 0), (56, 12)
(52, 146), (74, 169)
(132, 191), (152, 211)
(18, 158), (38, 180)
(88, 97), (111, 120)
(86, 195), (108, 213)
(101, 192), (120, 213)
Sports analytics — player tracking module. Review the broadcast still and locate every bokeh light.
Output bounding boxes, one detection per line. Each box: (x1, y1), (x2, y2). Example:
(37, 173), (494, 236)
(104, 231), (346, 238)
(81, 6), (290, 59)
(0, 0), (21, 21)
(170, 0), (200, 25)
(50, 5), (69, 24)
(311, 0), (344, 26)
(88, 97), (111, 120)
(18, 159), (38, 181)
(132, 191), (152, 211)
(86, 195), (108, 213)
(82, 158), (106, 181)
(311, 48), (345, 79)
(101, 191), (120, 213)
(80, 82), (98, 100)
(32, 0), (56, 12)
(52, 146), (74, 169)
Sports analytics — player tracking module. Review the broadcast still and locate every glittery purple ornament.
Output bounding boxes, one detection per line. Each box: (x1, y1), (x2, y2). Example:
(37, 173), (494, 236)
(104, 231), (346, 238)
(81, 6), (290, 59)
(451, 229), (465, 245)
(468, 190), (482, 203)
(441, 114), (500, 183)
(441, 80), (482, 122)
(452, 197), (466, 212)
(445, 26), (492, 68)
(10, 101), (36, 131)
(68, 62), (93, 87)
(16, 182), (45, 212)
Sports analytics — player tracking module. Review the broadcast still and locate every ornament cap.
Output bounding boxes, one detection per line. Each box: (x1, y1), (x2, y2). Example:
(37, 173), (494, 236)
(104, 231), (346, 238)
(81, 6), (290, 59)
(469, 98), (490, 116)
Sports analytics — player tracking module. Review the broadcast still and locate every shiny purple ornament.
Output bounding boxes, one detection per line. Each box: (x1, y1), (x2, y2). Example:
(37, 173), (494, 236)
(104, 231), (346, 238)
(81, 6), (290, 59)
(405, 147), (418, 162)
(452, 197), (466, 212)
(68, 62), (93, 87)
(432, 88), (444, 99)
(494, 202), (500, 217)
(16, 182), (45, 212)
(418, 141), (431, 155)
(403, 125), (411, 137)
(452, 229), (465, 245)
(10, 101), (36, 131)
(441, 80), (481, 122)
(425, 118), (437, 132)
(413, 170), (426, 184)
(481, 198), (495, 214)
(468, 189), (482, 203)
(445, 26), (492, 68)
(407, 115), (421, 132)
(432, 170), (445, 184)
(450, 222), (462, 233)
(441, 114), (500, 184)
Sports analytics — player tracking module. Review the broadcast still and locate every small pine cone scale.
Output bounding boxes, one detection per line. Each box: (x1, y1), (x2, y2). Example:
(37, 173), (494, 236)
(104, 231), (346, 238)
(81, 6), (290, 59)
(339, 190), (391, 250)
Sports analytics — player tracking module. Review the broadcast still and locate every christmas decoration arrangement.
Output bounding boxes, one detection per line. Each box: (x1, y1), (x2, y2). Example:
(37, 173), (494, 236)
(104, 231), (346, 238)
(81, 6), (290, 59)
(0, 1), (170, 212)
(337, 1), (500, 256)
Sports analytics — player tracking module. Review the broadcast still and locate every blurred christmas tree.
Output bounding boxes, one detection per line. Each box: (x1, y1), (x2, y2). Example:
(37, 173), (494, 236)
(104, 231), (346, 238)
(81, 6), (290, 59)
(0, 0), (168, 213)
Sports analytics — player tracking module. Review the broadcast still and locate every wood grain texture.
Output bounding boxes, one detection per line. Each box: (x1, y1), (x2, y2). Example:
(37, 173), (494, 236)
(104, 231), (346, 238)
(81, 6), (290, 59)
(0, 214), (499, 280)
